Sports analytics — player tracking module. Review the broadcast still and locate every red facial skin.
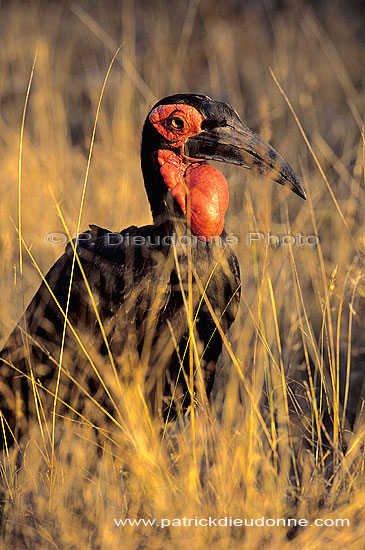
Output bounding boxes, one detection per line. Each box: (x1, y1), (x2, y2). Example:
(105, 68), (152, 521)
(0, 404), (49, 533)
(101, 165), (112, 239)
(148, 104), (204, 146)
(150, 104), (229, 242)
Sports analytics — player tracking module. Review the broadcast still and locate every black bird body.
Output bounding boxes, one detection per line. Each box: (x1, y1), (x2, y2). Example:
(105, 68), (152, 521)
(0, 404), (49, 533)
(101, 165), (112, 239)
(0, 220), (240, 432)
(0, 94), (304, 447)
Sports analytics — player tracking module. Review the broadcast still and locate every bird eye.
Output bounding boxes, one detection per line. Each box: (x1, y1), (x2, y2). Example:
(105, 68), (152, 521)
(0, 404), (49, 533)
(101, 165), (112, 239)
(169, 116), (185, 130)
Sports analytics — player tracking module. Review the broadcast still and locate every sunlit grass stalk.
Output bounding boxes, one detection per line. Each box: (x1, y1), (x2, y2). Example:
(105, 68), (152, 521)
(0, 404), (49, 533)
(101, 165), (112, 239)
(51, 46), (123, 487)
(267, 275), (300, 487)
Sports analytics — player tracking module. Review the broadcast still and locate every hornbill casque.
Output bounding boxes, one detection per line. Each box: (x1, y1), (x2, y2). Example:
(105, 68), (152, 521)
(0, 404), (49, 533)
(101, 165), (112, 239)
(0, 94), (306, 448)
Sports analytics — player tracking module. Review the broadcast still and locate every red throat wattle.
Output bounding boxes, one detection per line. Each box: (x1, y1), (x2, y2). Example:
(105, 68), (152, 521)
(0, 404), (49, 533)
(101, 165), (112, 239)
(157, 150), (229, 242)
(149, 103), (229, 241)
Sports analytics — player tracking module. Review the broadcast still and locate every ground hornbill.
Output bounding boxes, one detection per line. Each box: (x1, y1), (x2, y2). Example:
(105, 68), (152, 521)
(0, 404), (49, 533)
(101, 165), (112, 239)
(0, 94), (306, 449)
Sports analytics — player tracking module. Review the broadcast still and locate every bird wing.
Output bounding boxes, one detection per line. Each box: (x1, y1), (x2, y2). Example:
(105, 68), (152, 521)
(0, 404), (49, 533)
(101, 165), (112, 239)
(0, 224), (172, 429)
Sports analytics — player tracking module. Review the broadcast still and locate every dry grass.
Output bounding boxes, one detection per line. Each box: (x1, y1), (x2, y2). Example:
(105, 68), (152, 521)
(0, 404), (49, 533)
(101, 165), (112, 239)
(1, 0), (364, 548)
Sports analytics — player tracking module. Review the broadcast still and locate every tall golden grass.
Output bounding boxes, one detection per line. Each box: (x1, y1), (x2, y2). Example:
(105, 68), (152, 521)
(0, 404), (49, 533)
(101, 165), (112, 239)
(1, 1), (364, 548)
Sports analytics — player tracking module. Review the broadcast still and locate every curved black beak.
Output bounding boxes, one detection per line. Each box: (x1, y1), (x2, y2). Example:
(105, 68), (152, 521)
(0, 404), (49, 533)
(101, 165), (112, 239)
(184, 105), (306, 200)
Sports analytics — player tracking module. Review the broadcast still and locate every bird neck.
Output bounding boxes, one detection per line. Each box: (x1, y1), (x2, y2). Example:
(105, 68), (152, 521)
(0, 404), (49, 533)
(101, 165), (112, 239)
(141, 122), (229, 242)
(141, 130), (188, 235)
(141, 153), (183, 224)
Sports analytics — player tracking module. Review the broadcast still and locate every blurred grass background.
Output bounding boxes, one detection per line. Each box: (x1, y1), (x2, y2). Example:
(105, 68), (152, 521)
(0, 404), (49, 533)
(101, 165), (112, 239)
(0, 0), (364, 548)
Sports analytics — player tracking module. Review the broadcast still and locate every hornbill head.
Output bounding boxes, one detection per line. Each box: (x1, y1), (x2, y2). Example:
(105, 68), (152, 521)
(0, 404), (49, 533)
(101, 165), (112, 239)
(141, 94), (306, 241)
